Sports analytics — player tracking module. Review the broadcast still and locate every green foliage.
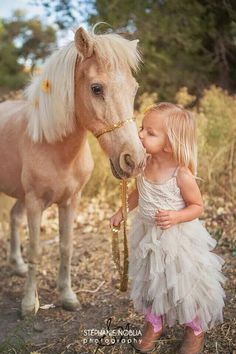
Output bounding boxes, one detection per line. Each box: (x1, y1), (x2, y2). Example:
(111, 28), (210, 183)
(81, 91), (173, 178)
(32, 0), (94, 29)
(194, 86), (236, 200)
(30, 1), (236, 99)
(0, 18), (27, 91)
(89, 0), (236, 99)
(175, 85), (236, 201)
(0, 11), (56, 93)
(84, 134), (119, 204)
(175, 87), (196, 107)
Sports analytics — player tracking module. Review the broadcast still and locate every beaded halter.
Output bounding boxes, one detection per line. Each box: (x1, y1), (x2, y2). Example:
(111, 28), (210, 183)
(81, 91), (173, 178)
(111, 180), (129, 292)
(94, 117), (134, 292)
(94, 117), (136, 138)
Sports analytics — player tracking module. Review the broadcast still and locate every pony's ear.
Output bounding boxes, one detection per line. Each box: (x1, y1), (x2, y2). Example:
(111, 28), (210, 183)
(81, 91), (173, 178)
(75, 27), (94, 58)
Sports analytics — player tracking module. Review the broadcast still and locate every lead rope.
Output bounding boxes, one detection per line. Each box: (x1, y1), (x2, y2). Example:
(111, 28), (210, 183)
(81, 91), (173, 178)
(111, 180), (129, 292)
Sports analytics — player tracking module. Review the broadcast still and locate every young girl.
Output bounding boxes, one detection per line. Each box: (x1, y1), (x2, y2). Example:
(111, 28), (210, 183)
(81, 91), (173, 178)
(110, 103), (225, 354)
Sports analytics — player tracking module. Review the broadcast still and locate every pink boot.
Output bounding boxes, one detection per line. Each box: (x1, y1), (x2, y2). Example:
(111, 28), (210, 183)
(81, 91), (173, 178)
(134, 321), (163, 353)
(177, 327), (205, 354)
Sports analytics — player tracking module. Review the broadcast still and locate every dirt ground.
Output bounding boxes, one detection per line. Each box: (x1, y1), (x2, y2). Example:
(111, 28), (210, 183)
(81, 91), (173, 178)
(0, 195), (235, 354)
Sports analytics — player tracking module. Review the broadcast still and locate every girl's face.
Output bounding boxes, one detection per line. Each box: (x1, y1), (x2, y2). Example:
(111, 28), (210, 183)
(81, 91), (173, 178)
(139, 111), (171, 155)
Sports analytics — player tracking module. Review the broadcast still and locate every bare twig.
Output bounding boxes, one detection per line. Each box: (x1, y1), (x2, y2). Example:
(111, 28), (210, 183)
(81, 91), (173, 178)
(215, 341), (219, 354)
(62, 315), (76, 327)
(75, 281), (105, 294)
(38, 341), (58, 352)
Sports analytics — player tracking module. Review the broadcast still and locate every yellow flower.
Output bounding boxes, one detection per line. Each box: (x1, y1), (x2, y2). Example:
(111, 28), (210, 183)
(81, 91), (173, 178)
(41, 79), (51, 93)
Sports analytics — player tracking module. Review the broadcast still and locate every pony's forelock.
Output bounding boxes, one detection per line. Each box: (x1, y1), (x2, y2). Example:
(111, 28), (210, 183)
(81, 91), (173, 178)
(89, 23), (141, 72)
(91, 31), (142, 72)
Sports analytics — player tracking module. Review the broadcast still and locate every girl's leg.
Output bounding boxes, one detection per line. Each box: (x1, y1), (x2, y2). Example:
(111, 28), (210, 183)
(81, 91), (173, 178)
(145, 307), (164, 333)
(185, 317), (203, 335)
(134, 308), (164, 352)
(177, 318), (205, 354)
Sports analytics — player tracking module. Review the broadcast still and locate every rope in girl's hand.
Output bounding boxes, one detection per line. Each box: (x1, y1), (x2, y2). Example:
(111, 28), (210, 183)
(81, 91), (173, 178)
(111, 180), (129, 292)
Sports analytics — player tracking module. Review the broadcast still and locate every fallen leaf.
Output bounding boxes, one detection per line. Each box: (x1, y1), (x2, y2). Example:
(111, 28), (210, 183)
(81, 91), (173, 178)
(40, 303), (56, 310)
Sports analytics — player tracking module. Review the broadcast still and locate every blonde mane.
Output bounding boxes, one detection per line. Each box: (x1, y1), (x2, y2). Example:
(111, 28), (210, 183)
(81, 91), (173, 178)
(25, 27), (141, 143)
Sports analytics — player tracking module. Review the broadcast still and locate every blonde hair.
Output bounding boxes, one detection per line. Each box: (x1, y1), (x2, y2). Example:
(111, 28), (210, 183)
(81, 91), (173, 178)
(146, 102), (197, 175)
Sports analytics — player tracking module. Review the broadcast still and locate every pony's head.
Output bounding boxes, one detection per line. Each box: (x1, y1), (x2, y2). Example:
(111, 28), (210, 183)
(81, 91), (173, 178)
(74, 27), (145, 178)
(26, 25), (146, 178)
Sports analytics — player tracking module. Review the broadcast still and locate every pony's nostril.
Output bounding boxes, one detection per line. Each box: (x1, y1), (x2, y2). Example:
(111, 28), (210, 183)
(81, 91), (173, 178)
(124, 154), (135, 170)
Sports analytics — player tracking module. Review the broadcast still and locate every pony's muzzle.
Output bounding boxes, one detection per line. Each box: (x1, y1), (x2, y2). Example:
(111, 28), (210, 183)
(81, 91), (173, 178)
(110, 150), (146, 179)
(119, 151), (144, 177)
(121, 153), (135, 170)
(109, 154), (135, 179)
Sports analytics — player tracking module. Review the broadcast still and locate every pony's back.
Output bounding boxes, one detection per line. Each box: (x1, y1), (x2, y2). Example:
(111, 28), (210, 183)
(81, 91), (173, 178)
(0, 100), (27, 127)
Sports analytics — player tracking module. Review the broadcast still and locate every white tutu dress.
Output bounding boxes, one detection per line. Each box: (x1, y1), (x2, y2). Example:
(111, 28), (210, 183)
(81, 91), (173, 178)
(128, 170), (226, 331)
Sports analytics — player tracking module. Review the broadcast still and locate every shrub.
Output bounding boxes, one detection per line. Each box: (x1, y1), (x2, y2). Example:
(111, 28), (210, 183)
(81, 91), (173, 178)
(195, 86), (236, 201)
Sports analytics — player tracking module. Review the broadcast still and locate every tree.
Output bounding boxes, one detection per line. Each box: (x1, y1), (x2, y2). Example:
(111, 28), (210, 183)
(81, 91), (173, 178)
(32, 0), (94, 29)
(89, 0), (236, 99)
(0, 10), (56, 92)
(31, 0), (236, 100)
(0, 19), (26, 91)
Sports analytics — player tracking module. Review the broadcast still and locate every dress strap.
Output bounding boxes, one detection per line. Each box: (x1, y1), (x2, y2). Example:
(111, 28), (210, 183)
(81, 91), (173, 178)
(173, 166), (179, 177)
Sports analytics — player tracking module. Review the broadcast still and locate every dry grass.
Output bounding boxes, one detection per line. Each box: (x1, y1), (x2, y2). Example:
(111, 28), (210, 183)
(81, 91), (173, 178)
(0, 194), (235, 354)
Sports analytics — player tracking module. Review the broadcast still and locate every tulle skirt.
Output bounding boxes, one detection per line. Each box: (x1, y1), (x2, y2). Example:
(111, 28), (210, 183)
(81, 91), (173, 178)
(128, 213), (226, 331)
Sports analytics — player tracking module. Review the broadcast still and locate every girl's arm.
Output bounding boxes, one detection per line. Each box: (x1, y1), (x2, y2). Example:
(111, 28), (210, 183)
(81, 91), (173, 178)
(176, 168), (204, 221)
(110, 187), (139, 227)
(127, 187), (139, 212)
(156, 168), (203, 229)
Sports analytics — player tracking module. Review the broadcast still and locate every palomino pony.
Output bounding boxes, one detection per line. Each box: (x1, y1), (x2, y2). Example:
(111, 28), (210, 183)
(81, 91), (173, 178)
(0, 26), (145, 316)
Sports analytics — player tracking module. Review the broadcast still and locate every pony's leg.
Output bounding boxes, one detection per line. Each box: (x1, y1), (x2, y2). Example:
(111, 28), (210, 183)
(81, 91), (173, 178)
(9, 200), (28, 276)
(57, 196), (81, 311)
(21, 196), (42, 317)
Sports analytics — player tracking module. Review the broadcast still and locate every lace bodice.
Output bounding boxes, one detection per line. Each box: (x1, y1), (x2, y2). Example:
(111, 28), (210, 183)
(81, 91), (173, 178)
(137, 170), (186, 222)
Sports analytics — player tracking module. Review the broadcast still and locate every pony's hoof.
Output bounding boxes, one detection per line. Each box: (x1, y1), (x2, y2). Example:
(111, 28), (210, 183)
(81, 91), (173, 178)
(21, 301), (36, 318)
(11, 262), (28, 277)
(21, 294), (39, 318)
(61, 297), (81, 311)
(59, 289), (81, 311)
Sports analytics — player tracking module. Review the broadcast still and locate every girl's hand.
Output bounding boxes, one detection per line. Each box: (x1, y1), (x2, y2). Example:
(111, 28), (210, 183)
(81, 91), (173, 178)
(110, 209), (123, 230)
(155, 209), (179, 229)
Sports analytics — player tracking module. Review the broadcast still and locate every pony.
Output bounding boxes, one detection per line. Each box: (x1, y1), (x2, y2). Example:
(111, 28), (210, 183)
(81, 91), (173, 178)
(0, 26), (146, 316)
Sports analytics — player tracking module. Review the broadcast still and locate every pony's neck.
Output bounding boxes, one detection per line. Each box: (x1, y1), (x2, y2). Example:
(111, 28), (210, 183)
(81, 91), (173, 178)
(54, 122), (88, 164)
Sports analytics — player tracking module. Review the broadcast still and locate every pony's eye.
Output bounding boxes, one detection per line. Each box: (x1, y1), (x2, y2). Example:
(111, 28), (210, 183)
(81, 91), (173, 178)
(91, 83), (103, 96)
